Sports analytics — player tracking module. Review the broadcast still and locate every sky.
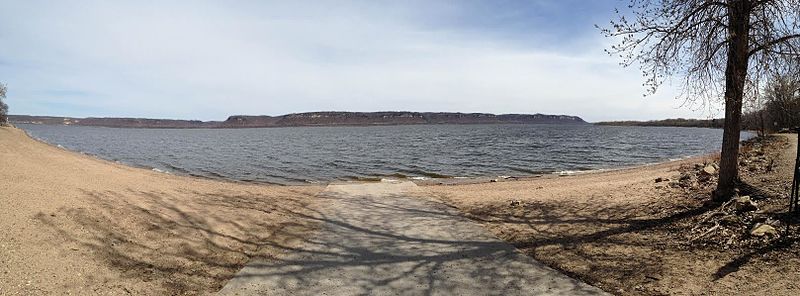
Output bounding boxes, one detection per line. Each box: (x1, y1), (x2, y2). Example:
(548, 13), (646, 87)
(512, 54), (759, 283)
(0, 0), (723, 122)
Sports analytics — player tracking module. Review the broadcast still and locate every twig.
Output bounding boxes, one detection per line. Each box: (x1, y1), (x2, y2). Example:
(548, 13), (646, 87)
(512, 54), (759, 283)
(691, 223), (721, 242)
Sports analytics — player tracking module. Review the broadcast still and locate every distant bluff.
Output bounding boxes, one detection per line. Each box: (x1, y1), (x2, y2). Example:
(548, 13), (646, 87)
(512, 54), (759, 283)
(10, 112), (587, 129)
(222, 112), (587, 127)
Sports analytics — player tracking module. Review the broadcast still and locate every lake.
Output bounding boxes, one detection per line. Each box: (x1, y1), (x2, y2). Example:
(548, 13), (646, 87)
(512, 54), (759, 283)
(18, 124), (740, 185)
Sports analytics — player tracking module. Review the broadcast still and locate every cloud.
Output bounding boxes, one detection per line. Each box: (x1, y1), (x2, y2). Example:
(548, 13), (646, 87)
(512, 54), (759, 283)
(0, 0), (719, 121)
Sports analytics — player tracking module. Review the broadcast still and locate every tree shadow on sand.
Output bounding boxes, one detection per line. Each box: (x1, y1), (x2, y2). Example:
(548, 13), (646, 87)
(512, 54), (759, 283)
(449, 185), (800, 294)
(34, 187), (320, 294)
(475, 199), (709, 274)
(35, 186), (607, 295)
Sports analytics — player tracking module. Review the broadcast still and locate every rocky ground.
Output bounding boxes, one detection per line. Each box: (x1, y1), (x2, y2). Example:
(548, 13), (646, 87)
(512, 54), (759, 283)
(426, 133), (800, 296)
(676, 135), (799, 250)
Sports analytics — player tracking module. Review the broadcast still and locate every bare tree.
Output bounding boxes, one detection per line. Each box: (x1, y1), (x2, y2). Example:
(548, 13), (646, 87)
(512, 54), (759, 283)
(601, 0), (800, 200)
(0, 83), (8, 124)
(764, 74), (800, 128)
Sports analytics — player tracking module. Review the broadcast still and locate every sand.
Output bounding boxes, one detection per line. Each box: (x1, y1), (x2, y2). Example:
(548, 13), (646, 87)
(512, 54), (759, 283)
(3, 124), (798, 295)
(0, 127), (324, 295)
(423, 134), (800, 295)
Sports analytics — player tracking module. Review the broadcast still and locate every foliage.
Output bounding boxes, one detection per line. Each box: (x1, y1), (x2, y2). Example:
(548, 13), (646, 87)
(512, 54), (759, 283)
(596, 118), (726, 128)
(601, 0), (800, 199)
(763, 75), (800, 129)
(0, 83), (8, 124)
(600, 0), (800, 106)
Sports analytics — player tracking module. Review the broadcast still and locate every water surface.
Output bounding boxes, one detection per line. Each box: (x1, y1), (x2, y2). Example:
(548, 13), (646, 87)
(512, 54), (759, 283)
(19, 124), (738, 184)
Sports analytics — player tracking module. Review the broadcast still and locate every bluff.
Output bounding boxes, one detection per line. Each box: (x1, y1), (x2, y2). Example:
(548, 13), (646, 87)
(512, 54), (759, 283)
(10, 112), (587, 129)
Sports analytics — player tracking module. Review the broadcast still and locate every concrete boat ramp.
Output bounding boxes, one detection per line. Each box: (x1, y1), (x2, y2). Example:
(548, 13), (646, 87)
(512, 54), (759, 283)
(219, 181), (607, 295)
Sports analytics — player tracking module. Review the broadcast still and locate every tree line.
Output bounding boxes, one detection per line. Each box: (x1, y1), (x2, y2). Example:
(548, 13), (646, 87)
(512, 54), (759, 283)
(598, 74), (800, 133)
(743, 74), (800, 134)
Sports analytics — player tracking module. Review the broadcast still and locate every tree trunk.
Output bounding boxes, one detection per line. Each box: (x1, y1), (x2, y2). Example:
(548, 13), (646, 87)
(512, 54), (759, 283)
(715, 0), (752, 201)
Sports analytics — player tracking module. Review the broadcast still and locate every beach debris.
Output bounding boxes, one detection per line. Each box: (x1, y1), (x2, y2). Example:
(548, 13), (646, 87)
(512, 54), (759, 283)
(509, 200), (522, 207)
(732, 196), (758, 212)
(679, 172), (692, 181)
(750, 223), (778, 237)
(557, 171), (575, 177)
(654, 177), (668, 183)
(490, 179), (499, 183)
(701, 164), (717, 176)
(680, 135), (792, 250)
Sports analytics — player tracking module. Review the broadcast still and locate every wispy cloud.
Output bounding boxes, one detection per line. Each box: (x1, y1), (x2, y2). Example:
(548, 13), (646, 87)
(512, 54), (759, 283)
(0, 0), (717, 121)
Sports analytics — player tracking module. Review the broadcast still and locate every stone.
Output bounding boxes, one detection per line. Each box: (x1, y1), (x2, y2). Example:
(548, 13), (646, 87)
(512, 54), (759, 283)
(733, 196), (758, 212)
(701, 165), (717, 175)
(750, 223), (778, 237)
(655, 177), (666, 183)
(719, 215), (740, 225)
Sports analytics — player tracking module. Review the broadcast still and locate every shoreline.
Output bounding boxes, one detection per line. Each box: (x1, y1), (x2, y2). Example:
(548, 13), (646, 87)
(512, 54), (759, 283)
(3, 124), (796, 295)
(18, 124), (722, 187)
(0, 126), (326, 294)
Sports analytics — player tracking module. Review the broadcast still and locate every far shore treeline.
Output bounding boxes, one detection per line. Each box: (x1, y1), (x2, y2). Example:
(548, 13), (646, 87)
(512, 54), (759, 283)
(596, 118), (727, 129)
(7, 112), (587, 129)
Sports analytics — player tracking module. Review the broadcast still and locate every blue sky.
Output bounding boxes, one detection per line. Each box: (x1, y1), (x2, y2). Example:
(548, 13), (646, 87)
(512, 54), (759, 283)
(0, 0), (719, 122)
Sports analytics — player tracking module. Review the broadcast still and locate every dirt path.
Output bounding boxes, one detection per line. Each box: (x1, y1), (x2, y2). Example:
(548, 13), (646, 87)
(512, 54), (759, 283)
(779, 133), (798, 177)
(219, 181), (607, 295)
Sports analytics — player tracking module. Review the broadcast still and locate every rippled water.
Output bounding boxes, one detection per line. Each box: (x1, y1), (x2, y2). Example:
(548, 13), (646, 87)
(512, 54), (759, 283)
(18, 124), (741, 184)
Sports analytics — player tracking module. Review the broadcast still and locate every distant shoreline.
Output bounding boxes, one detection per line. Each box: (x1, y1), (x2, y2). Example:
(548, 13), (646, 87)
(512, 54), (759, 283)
(8, 111), (587, 129)
(595, 118), (724, 128)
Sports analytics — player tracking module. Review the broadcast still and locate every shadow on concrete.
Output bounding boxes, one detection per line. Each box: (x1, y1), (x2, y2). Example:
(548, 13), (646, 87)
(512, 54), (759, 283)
(219, 183), (607, 295)
(34, 183), (606, 295)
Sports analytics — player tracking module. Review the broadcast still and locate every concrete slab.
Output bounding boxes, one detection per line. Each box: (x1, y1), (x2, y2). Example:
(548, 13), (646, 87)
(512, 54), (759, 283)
(218, 181), (608, 295)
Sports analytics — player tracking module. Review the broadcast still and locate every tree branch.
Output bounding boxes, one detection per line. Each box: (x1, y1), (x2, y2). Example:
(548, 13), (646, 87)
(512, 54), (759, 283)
(749, 34), (800, 56)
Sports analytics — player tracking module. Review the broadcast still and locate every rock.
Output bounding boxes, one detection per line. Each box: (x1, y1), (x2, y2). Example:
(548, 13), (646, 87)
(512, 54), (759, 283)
(509, 200), (521, 207)
(679, 173), (692, 181)
(701, 165), (717, 175)
(750, 223), (778, 237)
(669, 181), (681, 188)
(655, 177), (670, 183)
(733, 196), (758, 212)
(720, 214), (740, 225)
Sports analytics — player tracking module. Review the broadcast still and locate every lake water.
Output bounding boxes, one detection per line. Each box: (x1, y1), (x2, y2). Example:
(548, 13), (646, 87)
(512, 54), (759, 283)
(18, 124), (740, 185)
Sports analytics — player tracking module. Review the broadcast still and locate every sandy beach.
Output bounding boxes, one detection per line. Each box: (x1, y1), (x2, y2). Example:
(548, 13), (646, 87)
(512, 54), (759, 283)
(2, 125), (798, 295)
(0, 127), (323, 294)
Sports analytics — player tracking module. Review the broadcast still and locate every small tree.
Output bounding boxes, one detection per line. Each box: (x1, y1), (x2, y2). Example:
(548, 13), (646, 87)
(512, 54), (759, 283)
(0, 83), (8, 124)
(763, 75), (800, 129)
(602, 0), (800, 200)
